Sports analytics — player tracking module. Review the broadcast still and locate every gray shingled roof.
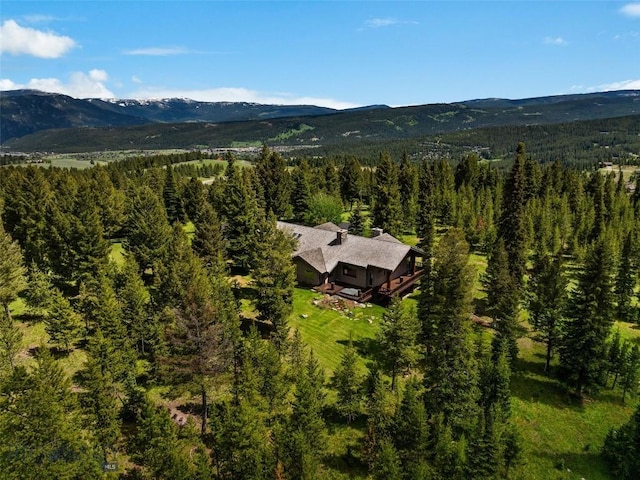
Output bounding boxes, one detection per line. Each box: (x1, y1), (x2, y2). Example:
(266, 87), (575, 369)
(277, 221), (420, 273)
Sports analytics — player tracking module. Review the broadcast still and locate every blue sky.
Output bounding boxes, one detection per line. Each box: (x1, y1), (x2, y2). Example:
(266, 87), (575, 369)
(1, 1), (639, 108)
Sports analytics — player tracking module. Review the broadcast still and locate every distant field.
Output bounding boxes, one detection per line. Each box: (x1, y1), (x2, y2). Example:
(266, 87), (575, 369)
(599, 164), (638, 183)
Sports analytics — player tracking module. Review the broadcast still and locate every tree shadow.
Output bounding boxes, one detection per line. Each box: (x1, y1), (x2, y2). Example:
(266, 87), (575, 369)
(233, 285), (256, 301)
(510, 358), (585, 411)
(473, 297), (490, 317)
(321, 406), (369, 478)
(535, 450), (611, 479)
(239, 317), (272, 337)
(13, 311), (45, 324)
(336, 337), (380, 363)
(322, 449), (368, 479)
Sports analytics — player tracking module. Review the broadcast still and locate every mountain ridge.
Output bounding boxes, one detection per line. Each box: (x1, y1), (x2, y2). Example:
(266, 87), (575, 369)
(2, 89), (639, 151)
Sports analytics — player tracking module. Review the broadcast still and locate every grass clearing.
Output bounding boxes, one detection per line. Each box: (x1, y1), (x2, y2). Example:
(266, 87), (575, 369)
(510, 327), (640, 480)
(289, 288), (384, 375)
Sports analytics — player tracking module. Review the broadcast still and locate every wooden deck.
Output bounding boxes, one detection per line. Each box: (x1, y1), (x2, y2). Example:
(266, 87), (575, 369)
(313, 268), (424, 303)
(377, 269), (424, 298)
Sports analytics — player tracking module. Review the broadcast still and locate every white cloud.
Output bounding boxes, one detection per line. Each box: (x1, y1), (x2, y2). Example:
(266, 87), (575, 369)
(131, 75), (143, 84)
(597, 79), (640, 90)
(614, 31), (640, 40)
(124, 46), (189, 56)
(364, 17), (418, 29)
(0, 79), (18, 90)
(544, 36), (568, 46)
(2, 70), (114, 98)
(128, 86), (360, 109)
(89, 69), (108, 82)
(0, 19), (76, 58)
(22, 15), (58, 24)
(570, 79), (640, 93)
(620, 3), (640, 17)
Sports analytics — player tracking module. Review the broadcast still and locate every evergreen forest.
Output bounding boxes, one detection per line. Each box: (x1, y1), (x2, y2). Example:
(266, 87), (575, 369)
(0, 143), (640, 480)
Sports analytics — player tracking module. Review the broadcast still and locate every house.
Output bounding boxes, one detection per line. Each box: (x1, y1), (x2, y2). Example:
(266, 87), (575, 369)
(277, 221), (424, 303)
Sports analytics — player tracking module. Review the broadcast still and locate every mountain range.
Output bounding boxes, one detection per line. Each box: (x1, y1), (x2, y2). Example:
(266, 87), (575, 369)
(1, 89), (639, 153)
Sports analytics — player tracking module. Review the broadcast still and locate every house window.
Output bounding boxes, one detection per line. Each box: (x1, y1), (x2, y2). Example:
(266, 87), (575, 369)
(342, 266), (357, 277)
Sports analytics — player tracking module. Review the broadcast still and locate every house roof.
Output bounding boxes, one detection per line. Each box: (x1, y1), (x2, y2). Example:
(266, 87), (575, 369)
(277, 221), (422, 274)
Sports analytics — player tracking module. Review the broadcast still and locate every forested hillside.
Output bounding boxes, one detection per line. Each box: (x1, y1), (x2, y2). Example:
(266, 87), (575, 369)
(3, 90), (639, 159)
(0, 145), (639, 479)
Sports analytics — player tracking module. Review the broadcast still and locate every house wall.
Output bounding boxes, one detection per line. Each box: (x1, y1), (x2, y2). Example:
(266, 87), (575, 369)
(368, 266), (390, 289)
(390, 253), (414, 281)
(333, 262), (367, 289)
(294, 259), (323, 287)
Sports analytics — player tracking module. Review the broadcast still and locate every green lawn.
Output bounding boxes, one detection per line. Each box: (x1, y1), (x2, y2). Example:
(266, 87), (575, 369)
(288, 288), (384, 375)
(510, 327), (639, 480)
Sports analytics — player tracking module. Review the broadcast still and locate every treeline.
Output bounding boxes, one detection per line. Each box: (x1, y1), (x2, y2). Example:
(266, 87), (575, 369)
(0, 143), (639, 478)
(293, 115), (640, 169)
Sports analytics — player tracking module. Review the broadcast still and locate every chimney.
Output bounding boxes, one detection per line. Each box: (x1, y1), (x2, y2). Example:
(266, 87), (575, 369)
(371, 227), (383, 238)
(336, 229), (348, 245)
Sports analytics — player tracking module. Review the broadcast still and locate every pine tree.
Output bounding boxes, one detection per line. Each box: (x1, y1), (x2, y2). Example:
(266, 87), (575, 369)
(416, 160), (436, 278)
(615, 233), (636, 322)
(167, 270), (234, 435)
(278, 350), (326, 480)
(399, 152), (418, 233)
(348, 200), (365, 236)
(362, 369), (394, 470)
(212, 399), (275, 480)
(498, 143), (530, 287)
(560, 236), (616, 396)
(1, 167), (53, 268)
(0, 225), (28, 322)
(125, 185), (173, 275)
(341, 157), (363, 209)
(252, 213), (296, 350)
(323, 160), (341, 198)
(483, 238), (521, 362)
(393, 378), (429, 472)
(222, 154), (259, 271)
(163, 165), (184, 224)
(527, 250), (568, 371)
(455, 153), (480, 190)
(89, 165), (126, 238)
(45, 289), (82, 352)
(291, 160), (312, 221)
(331, 338), (363, 423)
(182, 175), (207, 223)
(620, 344), (640, 402)
(420, 228), (479, 434)
(372, 152), (403, 238)
(376, 297), (421, 389)
(432, 159), (456, 225)
(80, 330), (121, 458)
(588, 171), (606, 242)
(0, 348), (102, 478)
(372, 439), (403, 480)
(602, 403), (640, 480)
(192, 202), (227, 272)
(154, 223), (204, 309)
(132, 396), (194, 479)
(23, 265), (54, 316)
(80, 271), (136, 381)
(255, 145), (292, 218)
(69, 181), (111, 283)
(606, 330), (624, 388)
(0, 310), (22, 373)
(117, 256), (154, 357)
